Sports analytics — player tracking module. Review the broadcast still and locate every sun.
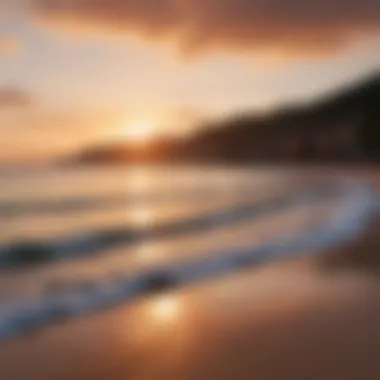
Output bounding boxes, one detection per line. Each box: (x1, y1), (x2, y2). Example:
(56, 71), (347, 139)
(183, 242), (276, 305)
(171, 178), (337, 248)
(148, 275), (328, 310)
(121, 122), (156, 144)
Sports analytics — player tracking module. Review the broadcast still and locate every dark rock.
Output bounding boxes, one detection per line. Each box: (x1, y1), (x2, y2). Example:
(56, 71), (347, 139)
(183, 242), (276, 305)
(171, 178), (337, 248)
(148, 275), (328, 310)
(139, 271), (179, 295)
(8, 241), (53, 267)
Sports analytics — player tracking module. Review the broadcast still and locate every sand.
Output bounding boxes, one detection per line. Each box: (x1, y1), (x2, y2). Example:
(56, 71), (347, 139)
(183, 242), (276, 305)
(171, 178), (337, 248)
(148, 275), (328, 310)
(1, 168), (380, 380)
(1, 226), (380, 380)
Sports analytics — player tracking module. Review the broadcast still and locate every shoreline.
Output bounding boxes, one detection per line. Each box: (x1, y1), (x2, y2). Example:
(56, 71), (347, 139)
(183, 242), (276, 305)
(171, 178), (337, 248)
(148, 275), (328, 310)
(0, 179), (374, 340)
(1, 237), (380, 380)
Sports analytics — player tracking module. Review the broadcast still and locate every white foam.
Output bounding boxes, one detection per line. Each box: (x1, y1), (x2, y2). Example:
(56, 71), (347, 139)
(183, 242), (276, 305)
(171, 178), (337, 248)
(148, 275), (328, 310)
(0, 179), (375, 340)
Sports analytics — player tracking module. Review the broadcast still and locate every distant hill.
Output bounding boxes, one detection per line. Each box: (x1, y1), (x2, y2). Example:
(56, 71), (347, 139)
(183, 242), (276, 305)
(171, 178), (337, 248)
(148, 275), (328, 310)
(70, 71), (380, 165)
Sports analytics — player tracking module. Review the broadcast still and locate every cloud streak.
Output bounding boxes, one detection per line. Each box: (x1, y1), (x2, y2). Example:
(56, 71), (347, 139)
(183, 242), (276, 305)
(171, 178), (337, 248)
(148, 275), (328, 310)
(0, 37), (19, 56)
(0, 87), (31, 107)
(33, 0), (380, 57)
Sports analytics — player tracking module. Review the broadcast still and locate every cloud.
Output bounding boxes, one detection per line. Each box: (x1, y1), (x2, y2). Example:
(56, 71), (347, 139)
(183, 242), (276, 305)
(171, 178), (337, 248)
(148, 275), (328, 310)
(32, 0), (380, 57)
(0, 37), (19, 56)
(0, 99), (125, 162)
(0, 87), (32, 107)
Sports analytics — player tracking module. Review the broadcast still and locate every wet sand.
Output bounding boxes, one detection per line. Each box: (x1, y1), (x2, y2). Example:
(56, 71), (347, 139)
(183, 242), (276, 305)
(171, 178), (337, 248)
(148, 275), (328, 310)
(1, 219), (380, 380)
(1, 167), (380, 380)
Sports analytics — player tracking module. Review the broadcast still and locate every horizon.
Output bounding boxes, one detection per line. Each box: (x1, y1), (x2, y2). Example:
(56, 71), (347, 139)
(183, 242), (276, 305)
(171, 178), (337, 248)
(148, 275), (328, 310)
(0, 1), (379, 163)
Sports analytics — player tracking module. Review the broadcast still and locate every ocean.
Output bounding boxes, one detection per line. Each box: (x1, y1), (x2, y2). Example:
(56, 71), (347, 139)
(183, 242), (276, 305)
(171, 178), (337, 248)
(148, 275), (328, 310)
(0, 165), (375, 339)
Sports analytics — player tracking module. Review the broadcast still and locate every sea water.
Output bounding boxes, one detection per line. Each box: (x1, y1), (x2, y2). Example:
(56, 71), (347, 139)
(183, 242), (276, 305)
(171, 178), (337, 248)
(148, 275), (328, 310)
(0, 165), (375, 339)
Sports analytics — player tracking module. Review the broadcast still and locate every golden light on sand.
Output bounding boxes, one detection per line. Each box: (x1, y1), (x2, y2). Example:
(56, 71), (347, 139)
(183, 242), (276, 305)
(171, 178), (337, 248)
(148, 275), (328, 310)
(130, 294), (185, 346)
(150, 295), (182, 323)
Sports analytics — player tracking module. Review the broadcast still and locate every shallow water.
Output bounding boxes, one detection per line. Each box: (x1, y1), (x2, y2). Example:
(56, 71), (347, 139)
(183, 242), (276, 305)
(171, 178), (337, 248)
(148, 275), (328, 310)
(0, 166), (375, 338)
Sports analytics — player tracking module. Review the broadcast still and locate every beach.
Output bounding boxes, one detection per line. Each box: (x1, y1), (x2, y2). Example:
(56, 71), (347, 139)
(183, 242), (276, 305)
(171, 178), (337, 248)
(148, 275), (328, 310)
(0, 167), (380, 379)
(1, 239), (380, 380)
(1, 5), (380, 378)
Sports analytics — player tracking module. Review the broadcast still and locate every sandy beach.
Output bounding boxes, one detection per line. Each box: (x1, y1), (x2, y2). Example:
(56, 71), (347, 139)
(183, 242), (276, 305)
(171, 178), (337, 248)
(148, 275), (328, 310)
(1, 211), (380, 380)
(1, 3), (379, 378)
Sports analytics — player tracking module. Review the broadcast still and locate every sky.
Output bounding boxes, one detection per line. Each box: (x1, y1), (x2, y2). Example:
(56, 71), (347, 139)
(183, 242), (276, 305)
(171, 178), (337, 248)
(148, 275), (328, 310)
(0, 0), (379, 162)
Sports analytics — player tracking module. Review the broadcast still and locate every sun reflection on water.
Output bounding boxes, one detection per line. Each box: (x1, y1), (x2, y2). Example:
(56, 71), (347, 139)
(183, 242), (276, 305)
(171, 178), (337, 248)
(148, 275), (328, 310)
(127, 168), (157, 229)
(129, 168), (153, 195)
(134, 242), (167, 264)
(129, 205), (156, 228)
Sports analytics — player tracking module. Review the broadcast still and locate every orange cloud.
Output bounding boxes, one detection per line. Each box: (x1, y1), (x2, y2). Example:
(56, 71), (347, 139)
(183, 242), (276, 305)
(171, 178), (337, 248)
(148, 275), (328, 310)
(0, 37), (19, 56)
(33, 0), (380, 57)
(0, 87), (31, 107)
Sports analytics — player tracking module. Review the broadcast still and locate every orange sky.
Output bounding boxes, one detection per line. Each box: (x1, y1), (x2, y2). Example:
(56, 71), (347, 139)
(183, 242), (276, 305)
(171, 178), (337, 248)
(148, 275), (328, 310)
(0, 0), (379, 162)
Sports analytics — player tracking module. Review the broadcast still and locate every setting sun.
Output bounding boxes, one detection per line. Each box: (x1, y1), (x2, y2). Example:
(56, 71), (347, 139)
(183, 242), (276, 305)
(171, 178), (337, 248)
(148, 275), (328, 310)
(121, 122), (157, 144)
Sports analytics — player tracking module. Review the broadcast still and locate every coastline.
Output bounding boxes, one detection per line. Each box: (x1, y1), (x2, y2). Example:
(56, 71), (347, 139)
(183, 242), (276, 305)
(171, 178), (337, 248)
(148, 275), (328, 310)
(1, 167), (380, 379)
(1, 234), (380, 380)
(1, 210), (380, 379)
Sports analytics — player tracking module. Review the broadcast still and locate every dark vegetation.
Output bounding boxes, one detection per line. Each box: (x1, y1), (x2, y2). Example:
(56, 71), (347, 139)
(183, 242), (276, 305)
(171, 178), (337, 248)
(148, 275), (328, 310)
(72, 71), (380, 165)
